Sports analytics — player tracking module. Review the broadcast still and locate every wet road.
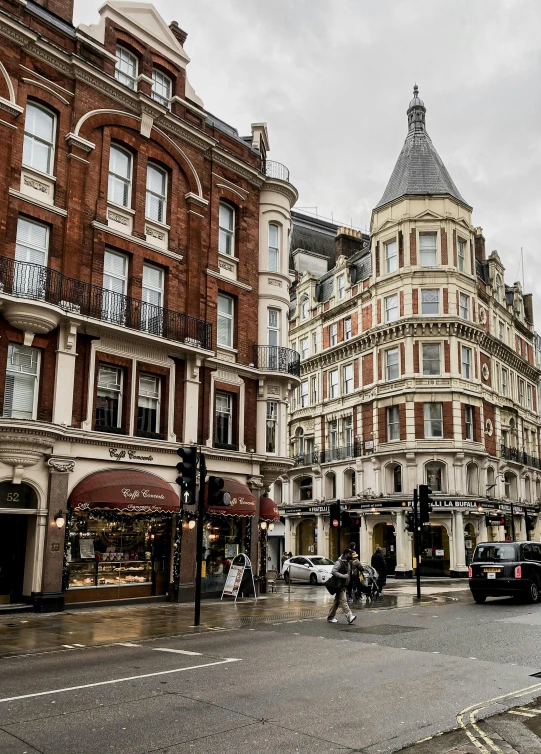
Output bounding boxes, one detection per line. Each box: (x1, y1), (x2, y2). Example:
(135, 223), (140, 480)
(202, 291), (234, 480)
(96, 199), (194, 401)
(1, 581), (541, 753)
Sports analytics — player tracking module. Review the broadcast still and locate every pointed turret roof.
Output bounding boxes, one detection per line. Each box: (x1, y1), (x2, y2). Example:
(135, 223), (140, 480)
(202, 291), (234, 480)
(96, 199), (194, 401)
(375, 85), (471, 210)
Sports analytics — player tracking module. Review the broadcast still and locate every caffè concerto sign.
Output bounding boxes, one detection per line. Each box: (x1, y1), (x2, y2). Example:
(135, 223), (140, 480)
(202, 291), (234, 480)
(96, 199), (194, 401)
(109, 448), (154, 462)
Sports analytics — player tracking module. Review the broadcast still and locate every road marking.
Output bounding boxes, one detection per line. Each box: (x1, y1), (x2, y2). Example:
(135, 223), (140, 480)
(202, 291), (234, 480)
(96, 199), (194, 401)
(508, 710), (537, 717)
(0, 658), (241, 704)
(115, 642), (140, 647)
(152, 648), (202, 656)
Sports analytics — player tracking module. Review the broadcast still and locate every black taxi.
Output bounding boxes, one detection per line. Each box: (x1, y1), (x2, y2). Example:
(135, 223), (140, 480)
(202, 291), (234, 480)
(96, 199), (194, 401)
(469, 541), (541, 603)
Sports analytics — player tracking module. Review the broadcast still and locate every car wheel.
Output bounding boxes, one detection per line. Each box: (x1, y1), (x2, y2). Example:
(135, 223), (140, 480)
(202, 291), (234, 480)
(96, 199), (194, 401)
(527, 580), (539, 604)
(309, 573), (318, 585)
(283, 571), (290, 584)
(472, 592), (487, 604)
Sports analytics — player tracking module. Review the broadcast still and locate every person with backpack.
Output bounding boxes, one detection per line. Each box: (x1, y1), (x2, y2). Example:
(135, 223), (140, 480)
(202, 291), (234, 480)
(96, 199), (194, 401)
(326, 548), (357, 624)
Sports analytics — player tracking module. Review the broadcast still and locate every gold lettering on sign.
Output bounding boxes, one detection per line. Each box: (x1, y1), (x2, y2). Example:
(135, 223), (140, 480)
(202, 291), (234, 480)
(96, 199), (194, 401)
(24, 175), (49, 193)
(108, 210), (129, 226)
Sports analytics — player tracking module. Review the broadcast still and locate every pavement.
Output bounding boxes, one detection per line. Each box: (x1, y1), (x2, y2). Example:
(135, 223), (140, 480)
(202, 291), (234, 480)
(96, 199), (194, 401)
(1, 579), (541, 753)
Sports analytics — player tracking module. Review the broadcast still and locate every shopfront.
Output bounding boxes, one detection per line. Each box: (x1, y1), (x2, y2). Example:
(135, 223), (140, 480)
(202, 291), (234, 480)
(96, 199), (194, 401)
(202, 478), (256, 596)
(372, 520), (397, 575)
(65, 469), (180, 604)
(0, 482), (38, 605)
(418, 523), (451, 576)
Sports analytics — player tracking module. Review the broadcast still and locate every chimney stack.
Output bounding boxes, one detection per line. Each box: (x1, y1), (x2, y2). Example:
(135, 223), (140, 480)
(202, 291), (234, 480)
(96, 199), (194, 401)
(335, 227), (363, 263)
(169, 21), (188, 46)
(474, 227), (486, 262)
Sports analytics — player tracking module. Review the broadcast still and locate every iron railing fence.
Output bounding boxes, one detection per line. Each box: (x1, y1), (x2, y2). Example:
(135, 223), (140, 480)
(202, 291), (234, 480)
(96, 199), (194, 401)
(501, 443), (541, 470)
(262, 159), (290, 182)
(253, 345), (301, 376)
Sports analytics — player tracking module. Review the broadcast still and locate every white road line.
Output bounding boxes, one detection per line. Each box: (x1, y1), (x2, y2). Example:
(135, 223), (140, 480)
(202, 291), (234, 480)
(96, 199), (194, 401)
(0, 658), (241, 704)
(115, 642), (140, 647)
(152, 648), (202, 656)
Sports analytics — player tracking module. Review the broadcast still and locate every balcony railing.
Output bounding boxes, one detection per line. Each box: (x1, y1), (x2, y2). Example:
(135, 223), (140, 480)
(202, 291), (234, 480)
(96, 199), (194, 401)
(501, 444), (541, 470)
(319, 443), (362, 464)
(0, 256), (213, 350)
(262, 159), (290, 182)
(253, 345), (300, 377)
(293, 451), (319, 467)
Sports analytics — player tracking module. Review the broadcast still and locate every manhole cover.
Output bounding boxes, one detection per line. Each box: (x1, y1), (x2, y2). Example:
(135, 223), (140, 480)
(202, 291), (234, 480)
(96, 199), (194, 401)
(339, 624), (426, 635)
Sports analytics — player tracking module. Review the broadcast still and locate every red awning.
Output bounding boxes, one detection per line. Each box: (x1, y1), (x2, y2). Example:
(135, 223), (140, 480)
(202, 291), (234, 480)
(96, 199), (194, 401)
(206, 478), (256, 517)
(69, 469), (180, 513)
(260, 496), (280, 521)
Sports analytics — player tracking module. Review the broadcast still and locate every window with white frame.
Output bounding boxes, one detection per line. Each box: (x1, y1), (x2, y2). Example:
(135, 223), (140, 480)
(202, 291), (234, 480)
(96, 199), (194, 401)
(385, 239), (397, 273)
(502, 368), (508, 397)
(151, 68), (171, 107)
(419, 232), (437, 266)
(301, 296), (309, 321)
(267, 308), (280, 347)
(268, 223), (279, 271)
(329, 419), (338, 449)
(424, 402), (443, 438)
(426, 462), (444, 491)
(421, 289), (439, 315)
(23, 102), (55, 175)
(115, 46), (138, 89)
(344, 317), (352, 341)
(145, 163), (167, 223)
(330, 323), (338, 346)
(218, 202), (235, 255)
(519, 379), (525, 406)
(527, 384), (532, 410)
(215, 391), (233, 446)
(344, 364), (353, 394)
(387, 405), (400, 441)
(102, 250), (128, 322)
(266, 401), (277, 453)
(311, 375), (317, 404)
(329, 369), (338, 399)
(459, 292), (469, 319)
(137, 374), (160, 434)
(465, 404), (473, 440)
(386, 347), (399, 380)
(499, 321), (504, 341)
(312, 331), (317, 354)
(385, 294), (398, 323)
(461, 346), (472, 379)
(141, 264), (164, 333)
(458, 238), (466, 272)
(15, 217), (48, 297)
(300, 381), (309, 408)
(300, 337), (309, 360)
(337, 275), (345, 300)
(422, 343), (441, 375)
(218, 294), (234, 347)
(96, 365), (122, 429)
(344, 416), (353, 448)
(108, 144), (132, 207)
(3, 344), (39, 419)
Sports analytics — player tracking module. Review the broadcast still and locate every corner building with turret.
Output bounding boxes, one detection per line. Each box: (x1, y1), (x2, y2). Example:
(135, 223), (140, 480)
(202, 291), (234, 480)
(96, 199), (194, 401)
(275, 88), (541, 578)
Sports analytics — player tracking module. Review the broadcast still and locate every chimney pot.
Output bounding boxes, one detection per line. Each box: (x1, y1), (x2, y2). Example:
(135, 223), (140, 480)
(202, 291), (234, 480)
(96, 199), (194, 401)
(169, 21), (188, 46)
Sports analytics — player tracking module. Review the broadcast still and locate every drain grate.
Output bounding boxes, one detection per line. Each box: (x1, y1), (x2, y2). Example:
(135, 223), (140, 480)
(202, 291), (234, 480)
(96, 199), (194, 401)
(338, 624), (426, 635)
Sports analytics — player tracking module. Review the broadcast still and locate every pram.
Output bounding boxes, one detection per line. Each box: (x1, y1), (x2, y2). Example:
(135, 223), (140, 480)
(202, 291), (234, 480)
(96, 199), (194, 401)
(357, 565), (380, 602)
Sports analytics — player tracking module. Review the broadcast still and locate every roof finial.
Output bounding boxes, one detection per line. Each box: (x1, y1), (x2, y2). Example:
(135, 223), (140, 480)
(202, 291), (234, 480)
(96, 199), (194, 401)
(413, 83), (419, 98)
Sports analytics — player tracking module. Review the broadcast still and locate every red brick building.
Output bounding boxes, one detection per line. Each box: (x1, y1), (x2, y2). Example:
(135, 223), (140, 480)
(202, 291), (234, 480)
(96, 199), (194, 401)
(0, 0), (299, 610)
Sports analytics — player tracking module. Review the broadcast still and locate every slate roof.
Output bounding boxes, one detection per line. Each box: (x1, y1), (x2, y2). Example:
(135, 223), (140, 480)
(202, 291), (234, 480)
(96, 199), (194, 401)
(376, 88), (471, 210)
(290, 212), (338, 270)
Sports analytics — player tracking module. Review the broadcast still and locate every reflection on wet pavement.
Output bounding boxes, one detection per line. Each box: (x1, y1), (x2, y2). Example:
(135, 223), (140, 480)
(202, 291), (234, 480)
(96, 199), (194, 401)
(0, 582), (447, 657)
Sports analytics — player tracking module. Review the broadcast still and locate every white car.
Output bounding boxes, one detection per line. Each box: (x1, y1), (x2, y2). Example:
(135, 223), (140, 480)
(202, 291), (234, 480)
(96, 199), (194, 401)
(281, 555), (335, 584)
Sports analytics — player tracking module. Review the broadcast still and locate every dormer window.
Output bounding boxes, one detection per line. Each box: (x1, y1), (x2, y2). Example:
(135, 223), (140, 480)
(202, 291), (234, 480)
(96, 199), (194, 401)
(115, 46), (138, 90)
(152, 69), (171, 107)
(300, 296), (309, 321)
(337, 275), (345, 300)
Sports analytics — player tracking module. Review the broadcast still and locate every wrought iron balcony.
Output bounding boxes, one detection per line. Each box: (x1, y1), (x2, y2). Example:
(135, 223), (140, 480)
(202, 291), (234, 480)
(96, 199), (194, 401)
(500, 444), (541, 470)
(262, 159), (290, 182)
(0, 256), (213, 350)
(253, 345), (300, 377)
(319, 443), (362, 464)
(293, 451), (319, 467)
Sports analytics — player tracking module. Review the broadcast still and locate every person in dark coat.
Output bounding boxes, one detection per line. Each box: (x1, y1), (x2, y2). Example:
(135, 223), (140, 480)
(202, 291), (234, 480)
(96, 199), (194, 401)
(371, 547), (387, 594)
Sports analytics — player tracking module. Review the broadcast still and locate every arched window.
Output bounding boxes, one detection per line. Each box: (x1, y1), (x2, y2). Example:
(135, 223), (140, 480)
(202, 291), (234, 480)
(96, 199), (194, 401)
(108, 144), (132, 207)
(115, 46), (138, 89)
(325, 472), (336, 500)
(393, 464), (402, 493)
(299, 476), (312, 501)
(219, 202), (235, 256)
(268, 223), (280, 272)
(300, 295), (309, 321)
(23, 102), (56, 175)
(385, 463), (402, 493)
(146, 163), (167, 223)
(426, 462), (445, 492)
(466, 463), (479, 495)
(504, 472), (517, 500)
(344, 469), (356, 498)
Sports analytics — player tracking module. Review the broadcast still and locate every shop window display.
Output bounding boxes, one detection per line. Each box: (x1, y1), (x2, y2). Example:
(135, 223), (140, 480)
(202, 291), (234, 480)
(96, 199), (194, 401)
(202, 516), (250, 594)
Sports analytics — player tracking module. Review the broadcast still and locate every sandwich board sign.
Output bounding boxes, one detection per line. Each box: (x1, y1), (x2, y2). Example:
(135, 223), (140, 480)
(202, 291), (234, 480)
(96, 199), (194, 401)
(221, 553), (257, 602)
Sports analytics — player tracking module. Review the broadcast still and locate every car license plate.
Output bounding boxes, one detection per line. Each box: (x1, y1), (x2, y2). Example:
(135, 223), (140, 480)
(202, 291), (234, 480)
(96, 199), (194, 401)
(487, 573), (496, 579)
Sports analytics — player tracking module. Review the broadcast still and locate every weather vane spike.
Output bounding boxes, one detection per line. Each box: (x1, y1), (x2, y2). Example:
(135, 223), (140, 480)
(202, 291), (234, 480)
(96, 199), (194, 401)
(413, 83), (418, 97)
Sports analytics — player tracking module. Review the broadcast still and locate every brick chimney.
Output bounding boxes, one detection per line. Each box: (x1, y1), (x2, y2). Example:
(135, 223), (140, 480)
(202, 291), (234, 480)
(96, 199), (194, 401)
(169, 21), (188, 46)
(474, 227), (486, 262)
(335, 227), (363, 263)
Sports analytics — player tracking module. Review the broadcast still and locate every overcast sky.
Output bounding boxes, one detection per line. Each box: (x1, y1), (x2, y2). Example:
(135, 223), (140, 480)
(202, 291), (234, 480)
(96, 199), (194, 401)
(76, 1), (541, 313)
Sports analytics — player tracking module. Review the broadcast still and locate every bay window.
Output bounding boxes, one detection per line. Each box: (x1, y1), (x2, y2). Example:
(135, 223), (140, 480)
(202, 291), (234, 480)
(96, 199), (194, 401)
(268, 223), (279, 271)
(458, 238), (466, 271)
(424, 402), (443, 438)
(419, 232), (437, 266)
(422, 343), (441, 375)
(459, 293), (469, 320)
(461, 346), (472, 379)
(385, 294), (398, 323)
(387, 405), (400, 441)
(421, 289), (439, 315)
(385, 347), (399, 380)
(385, 239), (397, 273)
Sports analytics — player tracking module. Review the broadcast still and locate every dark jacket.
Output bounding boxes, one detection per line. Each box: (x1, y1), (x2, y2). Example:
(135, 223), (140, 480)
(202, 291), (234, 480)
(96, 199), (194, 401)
(331, 556), (350, 583)
(371, 552), (387, 585)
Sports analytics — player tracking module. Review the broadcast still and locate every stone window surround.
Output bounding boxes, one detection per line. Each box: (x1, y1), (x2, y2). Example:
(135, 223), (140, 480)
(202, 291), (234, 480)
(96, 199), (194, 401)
(205, 369), (246, 452)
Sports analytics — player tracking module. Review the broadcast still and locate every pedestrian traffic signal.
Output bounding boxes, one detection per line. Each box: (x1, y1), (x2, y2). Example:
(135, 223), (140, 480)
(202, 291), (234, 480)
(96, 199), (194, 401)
(405, 510), (415, 532)
(208, 476), (231, 506)
(329, 502), (341, 527)
(526, 515), (536, 533)
(419, 485), (433, 524)
(176, 446), (198, 494)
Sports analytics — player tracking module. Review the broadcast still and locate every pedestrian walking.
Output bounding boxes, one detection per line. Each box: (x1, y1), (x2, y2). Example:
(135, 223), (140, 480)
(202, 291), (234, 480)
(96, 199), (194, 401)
(350, 552), (371, 602)
(371, 547), (387, 594)
(326, 549), (357, 624)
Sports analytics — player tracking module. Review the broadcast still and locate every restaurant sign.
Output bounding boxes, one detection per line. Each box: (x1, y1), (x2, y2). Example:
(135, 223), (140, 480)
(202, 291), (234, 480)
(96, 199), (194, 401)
(109, 448), (154, 462)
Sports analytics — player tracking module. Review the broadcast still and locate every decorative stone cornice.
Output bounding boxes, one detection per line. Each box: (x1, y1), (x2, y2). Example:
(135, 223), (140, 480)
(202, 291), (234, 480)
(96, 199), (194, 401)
(65, 132), (95, 152)
(262, 178), (298, 206)
(47, 456), (75, 473)
(212, 148), (265, 188)
(184, 192), (209, 208)
(0, 97), (23, 117)
(0, 429), (57, 482)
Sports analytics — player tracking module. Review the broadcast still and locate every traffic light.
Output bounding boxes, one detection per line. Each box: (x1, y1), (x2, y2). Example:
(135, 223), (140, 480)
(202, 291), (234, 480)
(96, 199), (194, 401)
(208, 476), (231, 506)
(405, 510), (415, 532)
(329, 502), (341, 528)
(526, 515), (536, 533)
(176, 446), (198, 506)
(419, 485), (433, 524)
